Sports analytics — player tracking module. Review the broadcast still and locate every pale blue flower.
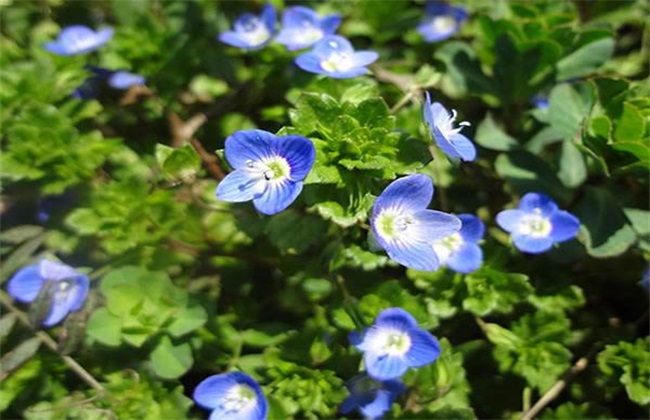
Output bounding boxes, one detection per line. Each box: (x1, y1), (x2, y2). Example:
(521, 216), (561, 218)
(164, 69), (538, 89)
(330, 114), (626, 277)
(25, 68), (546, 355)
(496, 192), (580, 254)
(275, 6), (341, 51)
(216, 129), (315, 215)
(44, 25), (114, 56)
(295, 35), (378, 79)
(350, 308), (441, 380)
(370, 174), (461, 271)
(423, 92), (476, 161)
(7, 259), (89, 327)
(433, 214), (484, 273)
(219, 4), (276, 50)
(417, 1), (467, 43)
(108, 71), (146, 89)
(340, 374), (405, 419)
(194, 372), (267, 420)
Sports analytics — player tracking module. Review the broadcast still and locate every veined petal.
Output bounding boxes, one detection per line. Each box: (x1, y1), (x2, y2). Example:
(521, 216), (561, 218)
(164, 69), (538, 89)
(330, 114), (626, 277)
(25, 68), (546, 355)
(225, 130), (275, 169)
(216, 170), (266, 203)
(405, 329), (441, 367)
(411, 210), (462, 241)
(365, 353), (409, 380)
(281, 6), (319, 28)
(359, 390), (392, 420)
(7, 265), (43, 303)
(372, 174), (434, 217)
(448, 133), (476, 161)
(446, 243), (483, 273)
(375, 308), (418, 330)
(512, 233), (554, 254)
(549, 210), (580, 242)
(496, 209), (526, 233)
(458, 214), (485, 243)
(323, 67), (370, 79)
(519, 193), (558, 216)
(42, 280), (86, 327)
(384, 238), (440, 271)
(253, 180), (302, 215)
(273, 135), (315, 181)
(68, 275), (90, 311)
(432, 124), (461, 159)
(194, 374), (238, 409)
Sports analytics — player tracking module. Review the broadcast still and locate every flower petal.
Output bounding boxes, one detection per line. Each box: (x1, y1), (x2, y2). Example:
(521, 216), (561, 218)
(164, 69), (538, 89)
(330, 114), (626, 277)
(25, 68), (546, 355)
(108, 71), (145, 89)
(225, 129), (275, 169)
(432, 124), (461, 159)
(549, 210), (580, 242)
(320, 15), (342, 35)
(365, 353), (409, 380)
(194, 374), (238, 410)
(253, 180), (302, 215)
(448, 133), (476, 161)
(512, 233), (554, 254)
(411, 209), (462, 241)
(294, 52), (325, 74)
(7, 265), (43, 303)
(273, 135), (315, 181)
(260, 4), (276, 32)
(42, 279), (88, 327)
(281, 6), (318, 28)
(219, 31), (257, 49)
(359, 389), (393, 420)
(372, 174), (434, 217)
(384, 238), (440, 271)
(458, 214), (485, 242)
(312, 35), (355, 57)
(405, 329), (441, 367)
(216, 170), (266, 203)
(374, 308), (418, 330)
(39, 260), (79, 282)
(446, 243), (483, 273)
(496, 209), (525, 233)
(323, 67), (370, 79)
(349, 51), (379, 68)
(519, 192), (558, 216)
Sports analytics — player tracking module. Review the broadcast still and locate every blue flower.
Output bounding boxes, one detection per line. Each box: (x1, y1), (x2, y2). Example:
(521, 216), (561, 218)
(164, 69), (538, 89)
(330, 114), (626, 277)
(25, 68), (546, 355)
(640, 268), (650, 292)
(340, 374), (406, 420)
(194, 372), (267, 420)
(417, 1), (467, 43)
(350, 308), (441, 380)
(108, 71), (146, 89)
(219, 4), (276, 50)
(44, 25), (114, 56)
(496, 192), (580, 254)
(7, 259), (89, 327)
(275, 6), (341, 51)
(433, 214), (484, 273)
(216, 129), (315, 215)
(295, 35), (378, 79)
(370, 174), (461, 271)
(531, 95), (549, 109)
(423, 92), (476, 161)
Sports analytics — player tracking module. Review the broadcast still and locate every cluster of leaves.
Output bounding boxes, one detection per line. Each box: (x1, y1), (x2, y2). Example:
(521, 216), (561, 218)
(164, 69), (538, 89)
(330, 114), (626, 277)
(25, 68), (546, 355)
(0, 1), (648, 419)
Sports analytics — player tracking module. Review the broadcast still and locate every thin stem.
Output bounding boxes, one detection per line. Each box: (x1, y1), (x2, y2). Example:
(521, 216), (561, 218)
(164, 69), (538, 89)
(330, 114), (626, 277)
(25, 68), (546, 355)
(334, 275), (366, 330)
(390, 91), (414, 114)
(0, 292), (105, 393)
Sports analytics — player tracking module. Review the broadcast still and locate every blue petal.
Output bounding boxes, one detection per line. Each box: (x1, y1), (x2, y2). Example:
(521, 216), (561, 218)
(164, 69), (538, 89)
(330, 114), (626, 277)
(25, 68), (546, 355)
(549, 210), (580, 242)
(253, 180), (303, 215)
(412, 209), (462, 242)
(273, 135), (315, 181)
(320, 15), (342, 34)
(384, 379), (407, 399)
(417, 21), (458, 43)
(512, 233), (554, 254)
(359, 389), (393, 419)
(216, 170), (266, 203)
(260, 4), (276, 32)
(93, 28), (114, 48)
(496, 209), (525, 233)
(323, 67), (370, 79)
(519, 192), (558, 216)
(446, 243), (483, 273)
(405, 329), (441, 368)
(108, 71), (145, 89)
(39, 260), (79, 282)
(225, 129), (275, 169)
(50, 25), (113, 55)
(43, 41), (70, 55)
(349, 329), (365, 346)
(7, 265), (43, 303)
(448, 133), (476, 161)
(294, 52), (326, 75)
(42, 277), (88, 327)
(68, 275), (90, 312)
(281, 6), (318, 29)
(219, 31), (258, 49)
(372, 174), (434, 216)
(374, 308), (418, 330)
(340, 395), (364, 415)
(194, 372), (239, 409)
(458, 214), (485, 243)
(383, 239), (440, 271)
(365, 353), (409, 380)
(432, 124), (462, 159)
(349, 51), (379, 68)
(312, 35), (355, 58)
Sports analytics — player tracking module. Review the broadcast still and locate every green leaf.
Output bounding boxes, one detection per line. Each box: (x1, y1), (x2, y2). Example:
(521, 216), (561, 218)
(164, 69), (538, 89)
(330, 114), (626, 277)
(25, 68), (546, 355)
(149, 335), (193, 379)
(612, 102), (646, 143)
(482, 322), (521, 349)
(495, 151), (570, 202)
(557, 37), (615, 80)
(598, 338), (650, 405)
(0, 313), (17, 338)
(557, 140), (587, 188)
(575, 187), (636, 258)
(86, 308), (123, 347)
(463, 268), (533, 316)
(548, 83), (594, 140)
(435, 41), (494, 97)
(0, 225), (44, 244)
(475, 113), (519, 151)
(165, 301), (207, 338)
(265, 210), (328, 254)
(0, 337), (41, 379)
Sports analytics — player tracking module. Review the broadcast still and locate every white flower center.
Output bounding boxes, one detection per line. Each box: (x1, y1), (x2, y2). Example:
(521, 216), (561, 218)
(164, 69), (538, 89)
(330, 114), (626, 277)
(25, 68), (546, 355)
(432, 232), (463, 264)
(245, 156), (291, 183)
(437, 108), (470, 140)
(374, 210), (415, 241)
(240, 17), (270, 46)
(220, 384), (257, 414)
(518, 212), (552, 237)
(321, 40), (353, 72)
(376, 329), (412, 356)
(431, 15), (456, 34)
(299, 27), (324, 45)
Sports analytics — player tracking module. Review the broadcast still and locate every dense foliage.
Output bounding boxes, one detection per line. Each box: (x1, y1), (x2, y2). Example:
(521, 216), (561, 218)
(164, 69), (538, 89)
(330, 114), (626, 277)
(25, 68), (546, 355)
(1, 0), (648, 419)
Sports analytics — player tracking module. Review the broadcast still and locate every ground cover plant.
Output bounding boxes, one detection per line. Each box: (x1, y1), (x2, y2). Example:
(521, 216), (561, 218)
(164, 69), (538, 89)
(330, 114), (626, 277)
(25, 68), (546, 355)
(1, 0), (649, 419)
